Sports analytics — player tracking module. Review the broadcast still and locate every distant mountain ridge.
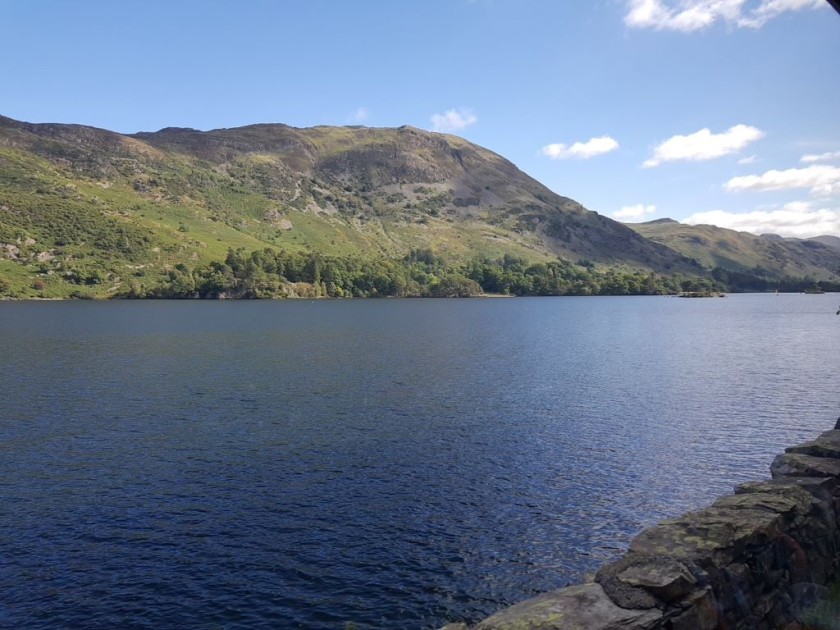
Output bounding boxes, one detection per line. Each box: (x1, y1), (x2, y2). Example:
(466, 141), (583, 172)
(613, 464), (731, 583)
(809, 234), (840, 250)
(627, 219), (840, 281)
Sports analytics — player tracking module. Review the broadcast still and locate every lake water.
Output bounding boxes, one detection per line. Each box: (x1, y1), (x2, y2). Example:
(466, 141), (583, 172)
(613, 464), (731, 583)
(1, 295), (838, 628)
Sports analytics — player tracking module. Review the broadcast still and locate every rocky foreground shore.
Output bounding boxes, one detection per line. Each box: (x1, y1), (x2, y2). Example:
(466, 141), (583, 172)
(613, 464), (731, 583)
(443, 419), (840, 630)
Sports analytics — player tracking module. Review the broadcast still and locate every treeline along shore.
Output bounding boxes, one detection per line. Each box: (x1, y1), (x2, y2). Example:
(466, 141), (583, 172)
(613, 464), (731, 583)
(106, 248), (840, 300)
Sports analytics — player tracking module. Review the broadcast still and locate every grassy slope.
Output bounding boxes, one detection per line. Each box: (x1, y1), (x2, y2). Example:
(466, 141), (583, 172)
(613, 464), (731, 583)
(628, 220), (840, 281)
(0, 117), (701, 298)
(0, 140), (553, 298)
(131, 124), (697, 271)
(0, 145), (274, 297)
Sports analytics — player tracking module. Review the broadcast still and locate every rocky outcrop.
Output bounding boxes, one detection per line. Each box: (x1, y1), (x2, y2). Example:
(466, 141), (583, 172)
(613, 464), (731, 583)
(445, 421), (840, 630)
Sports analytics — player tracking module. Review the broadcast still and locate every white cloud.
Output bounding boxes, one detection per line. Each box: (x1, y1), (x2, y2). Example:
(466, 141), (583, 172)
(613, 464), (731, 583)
(625, 0), (825, 32)
(542, 136), (620, 160)
(724, 164), (840, 196)
(613, 204), (657, 220)
(738, 0), (827, 28)
(431, 108), (477, 133)
(814, 182), (840, 197)
(801, 150), (840, 164)
(350, 107), (369, 123)
(643, 124), (764, 167)
(683, 201), (840, 238)
(738, 155), (758, 165)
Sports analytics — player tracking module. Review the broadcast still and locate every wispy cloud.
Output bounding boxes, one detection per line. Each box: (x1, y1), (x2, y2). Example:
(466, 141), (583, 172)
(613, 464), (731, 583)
(643, 124), (764, 168)
(613, 204), (657, 220)
(684, 201), (840, 238)
(625, 0), (825, 32)
(430, 108), (477, 133)
(724, 164), (840, 197)
(738, 155), (758, 165)
(801, 150), (840, 164)
(542, 135), (620, 160)
(738, 0), (827, 28)
(349, 107), (369, 123)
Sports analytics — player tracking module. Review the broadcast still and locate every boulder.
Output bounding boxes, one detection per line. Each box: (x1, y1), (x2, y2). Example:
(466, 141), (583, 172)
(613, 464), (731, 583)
(473, 583), (663, 630)
(786, 436), (840, 459)
(735, 477), (837, 502)
(595, 553), (698, 608)
(771, 454), (840, 479)
(667, 589), (719, 630)
(629, 506), (784, 569)
(714, 484), (817, 527)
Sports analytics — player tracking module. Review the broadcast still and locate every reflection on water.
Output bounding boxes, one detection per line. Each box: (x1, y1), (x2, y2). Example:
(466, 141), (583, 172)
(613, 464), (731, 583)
(0, 295), (837, 628)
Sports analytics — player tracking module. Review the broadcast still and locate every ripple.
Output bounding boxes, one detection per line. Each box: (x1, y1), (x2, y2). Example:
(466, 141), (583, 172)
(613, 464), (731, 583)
(0, 295), (837, 628)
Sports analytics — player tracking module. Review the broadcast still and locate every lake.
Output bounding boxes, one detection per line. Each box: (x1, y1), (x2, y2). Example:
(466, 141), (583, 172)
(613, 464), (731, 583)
(1, 294), (838, 628)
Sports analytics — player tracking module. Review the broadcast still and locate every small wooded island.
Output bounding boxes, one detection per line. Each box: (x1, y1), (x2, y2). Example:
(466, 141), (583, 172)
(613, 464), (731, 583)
(677, 291), (727, 298)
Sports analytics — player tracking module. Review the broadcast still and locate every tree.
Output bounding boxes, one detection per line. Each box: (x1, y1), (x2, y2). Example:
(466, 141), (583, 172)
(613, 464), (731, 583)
(430, 273), (482, 297)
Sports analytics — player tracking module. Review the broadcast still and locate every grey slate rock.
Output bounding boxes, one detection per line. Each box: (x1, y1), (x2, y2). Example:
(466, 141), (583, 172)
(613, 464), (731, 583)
(770, 453), (840, 478)
(596, 553), (699, 608)
(473, 583), (663, 630)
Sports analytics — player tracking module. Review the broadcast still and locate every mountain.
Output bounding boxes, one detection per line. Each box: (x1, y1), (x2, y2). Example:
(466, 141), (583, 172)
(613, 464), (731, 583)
(809, 235), (840, 250)
(0, 115), (699, 297)
(627, 219), (840, 281)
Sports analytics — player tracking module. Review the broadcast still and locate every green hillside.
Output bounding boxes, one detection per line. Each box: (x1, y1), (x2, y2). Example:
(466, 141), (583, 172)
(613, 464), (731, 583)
(627, 219), (840, 284)
(0, 115), (706, 298)
(4, 115), (837, 299)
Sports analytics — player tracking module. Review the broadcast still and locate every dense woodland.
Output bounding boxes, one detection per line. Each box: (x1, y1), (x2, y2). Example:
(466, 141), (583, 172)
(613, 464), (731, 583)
(116, 248), (839, 299)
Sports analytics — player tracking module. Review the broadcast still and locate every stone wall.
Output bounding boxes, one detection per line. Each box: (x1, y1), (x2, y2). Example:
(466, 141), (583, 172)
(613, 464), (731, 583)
(443, 422), (840, 630)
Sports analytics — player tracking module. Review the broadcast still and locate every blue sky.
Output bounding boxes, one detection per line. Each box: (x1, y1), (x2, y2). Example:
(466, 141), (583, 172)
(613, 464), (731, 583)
(2, 0), (839, 236)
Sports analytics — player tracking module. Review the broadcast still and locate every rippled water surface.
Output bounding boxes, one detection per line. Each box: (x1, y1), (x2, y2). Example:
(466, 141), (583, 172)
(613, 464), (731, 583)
(1, 295), (838, 628)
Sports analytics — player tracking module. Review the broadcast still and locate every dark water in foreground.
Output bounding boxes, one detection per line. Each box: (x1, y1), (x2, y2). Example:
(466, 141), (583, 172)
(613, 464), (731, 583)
(1, 295), (838, 629)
